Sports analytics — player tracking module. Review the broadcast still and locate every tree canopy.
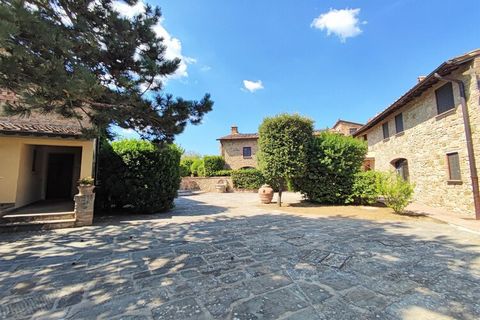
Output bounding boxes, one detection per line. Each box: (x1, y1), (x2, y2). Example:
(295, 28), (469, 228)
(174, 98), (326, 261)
(258, 113), (314, 206)
(0, 0), (213, 143)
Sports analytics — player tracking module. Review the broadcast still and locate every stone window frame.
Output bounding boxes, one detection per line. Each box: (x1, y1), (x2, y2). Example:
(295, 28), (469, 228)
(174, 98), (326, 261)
(242, 147), (252, 159)
(446, 152), (462, 184)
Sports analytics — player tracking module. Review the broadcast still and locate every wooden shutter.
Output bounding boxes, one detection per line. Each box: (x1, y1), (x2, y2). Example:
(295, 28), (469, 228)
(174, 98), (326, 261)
(447, 153), (461, 181)
(435, 83), (455, 114)
(395, 113), (404, 133)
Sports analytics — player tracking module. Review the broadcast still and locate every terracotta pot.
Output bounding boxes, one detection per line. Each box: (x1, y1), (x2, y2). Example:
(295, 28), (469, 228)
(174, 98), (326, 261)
(258, 184), (274, 204)
(77, 185), (95, 196)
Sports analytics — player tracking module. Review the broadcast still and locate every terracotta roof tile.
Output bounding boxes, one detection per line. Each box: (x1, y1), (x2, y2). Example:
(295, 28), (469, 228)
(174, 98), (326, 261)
(0, 91), (89, 137)
(217, 133), (259, 140)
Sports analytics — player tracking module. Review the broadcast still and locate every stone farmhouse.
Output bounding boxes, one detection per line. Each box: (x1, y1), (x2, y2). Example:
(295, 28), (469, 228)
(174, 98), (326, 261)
(217, 120), (363, 170)
(0, 90), (97, 228)
(353, 49), (480, 219)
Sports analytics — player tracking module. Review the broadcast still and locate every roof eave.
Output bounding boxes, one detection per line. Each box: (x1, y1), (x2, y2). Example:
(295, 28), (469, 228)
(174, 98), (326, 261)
(353, 51), (479, 137)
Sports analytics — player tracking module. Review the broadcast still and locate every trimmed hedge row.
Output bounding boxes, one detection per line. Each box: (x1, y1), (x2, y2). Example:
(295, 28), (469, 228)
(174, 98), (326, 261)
(204, 156), (225, 176)
(231, 169), (265, 190)
(96, 139), (181, 213)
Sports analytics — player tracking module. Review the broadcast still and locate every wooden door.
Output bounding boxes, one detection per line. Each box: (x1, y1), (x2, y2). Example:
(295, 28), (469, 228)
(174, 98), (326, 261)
(46, 154), (75, 199)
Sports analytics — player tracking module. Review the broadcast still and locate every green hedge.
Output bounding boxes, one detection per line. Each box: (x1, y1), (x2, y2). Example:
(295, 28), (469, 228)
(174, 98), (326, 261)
(204, 155), (225, 176)
(292, 132), (367, 204)
(95, 139), (181, 213)
(190, 158), (205, 177)
(214, 169), (233, 176)
(180, 158), (194, 177)
(231, 169), (265, 190)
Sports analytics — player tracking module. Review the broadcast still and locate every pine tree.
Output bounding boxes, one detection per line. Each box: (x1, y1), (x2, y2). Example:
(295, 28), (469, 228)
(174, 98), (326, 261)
(0, 0), (213, 143)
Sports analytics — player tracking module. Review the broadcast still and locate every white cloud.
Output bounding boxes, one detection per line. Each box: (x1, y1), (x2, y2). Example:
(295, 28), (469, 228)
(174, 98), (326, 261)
(311, 8), (366, 42)
(112, 0), (146, 19)
(200, 65), (212, 72)
(112, 1), (195, 80)
(243, 80), (264, 93)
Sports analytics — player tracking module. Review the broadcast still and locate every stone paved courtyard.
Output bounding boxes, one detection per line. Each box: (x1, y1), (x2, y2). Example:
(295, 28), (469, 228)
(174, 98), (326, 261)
(0, 192), (479, 319)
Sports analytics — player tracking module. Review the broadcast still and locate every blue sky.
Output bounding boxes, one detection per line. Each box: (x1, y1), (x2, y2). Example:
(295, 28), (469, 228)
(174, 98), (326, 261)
(115, 0), (479, 155)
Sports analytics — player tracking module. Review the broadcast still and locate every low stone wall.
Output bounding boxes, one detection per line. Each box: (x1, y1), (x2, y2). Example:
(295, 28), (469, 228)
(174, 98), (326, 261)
(180, 177), (234, 193)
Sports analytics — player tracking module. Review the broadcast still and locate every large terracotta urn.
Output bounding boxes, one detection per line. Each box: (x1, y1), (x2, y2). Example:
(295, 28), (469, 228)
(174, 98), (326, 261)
(258, 184), (274, 204)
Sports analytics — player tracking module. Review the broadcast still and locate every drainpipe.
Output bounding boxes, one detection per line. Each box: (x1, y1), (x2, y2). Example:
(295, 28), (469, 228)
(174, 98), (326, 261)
(434, 73), (480, 220)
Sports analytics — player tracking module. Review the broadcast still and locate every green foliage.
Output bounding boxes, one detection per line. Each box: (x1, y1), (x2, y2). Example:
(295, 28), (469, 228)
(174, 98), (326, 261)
(203, 156), (225, 177)
(258, 113), (314, 205)
(0, 0), (212, 142)
(213, 170), (233, 176)
(78, 176), (94, 186)
(231, 169), (265, 190)
(95, 139), (181, 213)
(379, 173), (415, 214)
(190, 158), (205, 177)
(346, 171), (385, 205)
(293, 132), (367, 204)
(179, 162), (191, 177)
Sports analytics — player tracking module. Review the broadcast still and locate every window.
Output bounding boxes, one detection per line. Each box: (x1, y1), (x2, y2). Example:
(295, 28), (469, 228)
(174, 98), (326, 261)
(349, 128), (357, 135)
(447, 152), (461, 181)
(382, 123), (390, 139)
(243, 147), (252, 158)
(395, 113), (404, 134)
(435, 82), (455, 114)
(362, 134), (367, 141)
(393, 158), (409, 181)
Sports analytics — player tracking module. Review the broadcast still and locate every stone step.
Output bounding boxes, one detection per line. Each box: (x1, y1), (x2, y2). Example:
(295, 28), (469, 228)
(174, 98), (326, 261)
(0, 219), (76, 233)
(1, 211), (75, 223)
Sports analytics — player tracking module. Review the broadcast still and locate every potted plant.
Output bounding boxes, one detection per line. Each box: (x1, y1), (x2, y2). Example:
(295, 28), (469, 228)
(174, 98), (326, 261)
(77, 177), (95, 195)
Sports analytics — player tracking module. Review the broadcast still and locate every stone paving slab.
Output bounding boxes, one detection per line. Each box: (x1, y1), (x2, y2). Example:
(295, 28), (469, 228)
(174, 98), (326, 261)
(0, 192), (479, 319)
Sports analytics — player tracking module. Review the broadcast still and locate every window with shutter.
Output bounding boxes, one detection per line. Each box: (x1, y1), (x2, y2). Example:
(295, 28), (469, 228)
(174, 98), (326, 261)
(243, 147), (252, 158)
(382, 123), (389, 139)
(435, 82), (455, 114)
(395, 113), (404, 134)
(447, 152), (461, 181)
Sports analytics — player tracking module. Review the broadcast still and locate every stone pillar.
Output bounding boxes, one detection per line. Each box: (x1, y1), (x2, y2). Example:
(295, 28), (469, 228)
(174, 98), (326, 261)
(74, 192), (95, 227)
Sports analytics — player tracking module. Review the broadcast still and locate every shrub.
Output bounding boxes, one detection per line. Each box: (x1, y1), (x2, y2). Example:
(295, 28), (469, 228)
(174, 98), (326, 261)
(190, 158), (205, 177)
(346, 171), (384, 205)
(379, 173), (415, 214)
(95, 139), (181, 213)
(180, 158), (194, 177)
(231, 169), (265, 190)
(203, 156), (225, 176)
(179, 162), (191, 177)
(213, 169), (233, 176)
(293, 132), (367, 204)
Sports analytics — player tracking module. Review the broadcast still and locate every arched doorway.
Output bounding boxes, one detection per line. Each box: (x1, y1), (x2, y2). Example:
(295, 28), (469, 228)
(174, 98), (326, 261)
(391, 158), (409, 181)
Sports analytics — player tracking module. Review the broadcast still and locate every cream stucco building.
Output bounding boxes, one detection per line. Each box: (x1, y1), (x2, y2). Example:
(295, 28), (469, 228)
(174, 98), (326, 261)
(0, 90), (96, 213)
(354, 49), (480, 219)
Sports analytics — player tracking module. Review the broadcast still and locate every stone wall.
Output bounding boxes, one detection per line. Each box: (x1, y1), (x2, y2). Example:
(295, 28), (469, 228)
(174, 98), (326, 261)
(332, 122), (363, 136)
(221, 139), (258, 169)
(180, 177), (234, 193)
(363, 60), (480, 216)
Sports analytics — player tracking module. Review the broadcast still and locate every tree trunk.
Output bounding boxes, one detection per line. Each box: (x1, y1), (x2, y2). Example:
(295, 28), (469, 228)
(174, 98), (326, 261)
(277, 187), (282, 207)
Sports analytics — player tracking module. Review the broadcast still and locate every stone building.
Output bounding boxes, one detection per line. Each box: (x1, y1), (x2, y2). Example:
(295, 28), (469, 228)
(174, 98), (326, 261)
(218, 120), (362, 170)
(330, 119), (364, 136)
(217, 126), (258, 170)
(354, 49), (480, 219)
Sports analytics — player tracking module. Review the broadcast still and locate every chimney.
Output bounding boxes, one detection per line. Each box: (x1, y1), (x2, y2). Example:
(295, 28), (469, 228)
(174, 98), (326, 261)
(417, 76), (426, 83)
(231, 125), (239, 135)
